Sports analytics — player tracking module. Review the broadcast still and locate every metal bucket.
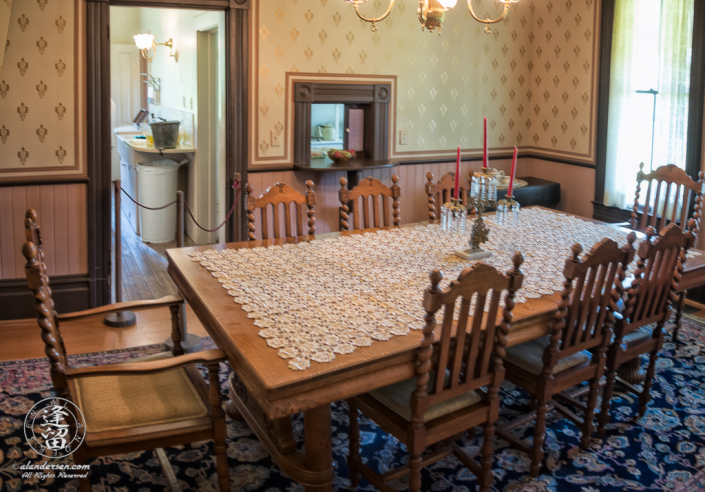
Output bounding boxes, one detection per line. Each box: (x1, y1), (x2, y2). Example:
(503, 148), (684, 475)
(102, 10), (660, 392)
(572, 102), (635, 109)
(150, 120), (180, 149)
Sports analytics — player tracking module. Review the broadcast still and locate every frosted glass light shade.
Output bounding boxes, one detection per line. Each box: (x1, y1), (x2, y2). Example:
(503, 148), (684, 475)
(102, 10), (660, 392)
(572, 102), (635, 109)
(133, 34), (155, 50)
(439, 0), (457, 8)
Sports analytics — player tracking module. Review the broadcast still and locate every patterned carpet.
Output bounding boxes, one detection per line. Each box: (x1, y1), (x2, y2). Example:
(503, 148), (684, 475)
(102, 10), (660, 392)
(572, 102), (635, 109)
(2, 316), (705, 491)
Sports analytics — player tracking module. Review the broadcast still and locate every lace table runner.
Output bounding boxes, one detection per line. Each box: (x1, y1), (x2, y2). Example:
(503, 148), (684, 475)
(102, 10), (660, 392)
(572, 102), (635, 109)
(189, 208), (692, 371)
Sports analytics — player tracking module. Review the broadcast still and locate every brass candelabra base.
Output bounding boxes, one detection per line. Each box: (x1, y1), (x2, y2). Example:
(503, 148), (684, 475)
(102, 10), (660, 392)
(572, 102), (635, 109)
(455, 193), (495, 260)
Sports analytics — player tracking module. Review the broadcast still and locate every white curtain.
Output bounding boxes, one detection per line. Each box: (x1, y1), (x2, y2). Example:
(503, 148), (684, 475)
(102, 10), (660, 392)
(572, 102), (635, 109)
(603, 0), (694, 209)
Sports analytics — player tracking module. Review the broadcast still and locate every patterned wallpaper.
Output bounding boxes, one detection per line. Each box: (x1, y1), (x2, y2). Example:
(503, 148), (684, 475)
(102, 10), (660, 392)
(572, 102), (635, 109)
(0, 0), (83, 179)
(250, 0), (599, 167)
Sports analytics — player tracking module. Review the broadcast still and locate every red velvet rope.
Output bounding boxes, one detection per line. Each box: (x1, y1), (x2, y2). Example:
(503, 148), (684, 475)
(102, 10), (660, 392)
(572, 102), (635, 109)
(120, 179), (241, 233)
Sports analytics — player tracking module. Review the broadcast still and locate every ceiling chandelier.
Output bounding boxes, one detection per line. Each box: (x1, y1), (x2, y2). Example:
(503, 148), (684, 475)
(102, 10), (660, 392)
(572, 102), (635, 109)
(347, 0), (519, 34)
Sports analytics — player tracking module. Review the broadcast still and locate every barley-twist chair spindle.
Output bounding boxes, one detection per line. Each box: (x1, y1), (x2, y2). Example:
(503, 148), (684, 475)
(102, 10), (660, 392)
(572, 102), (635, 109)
(338, 175), (401, 231)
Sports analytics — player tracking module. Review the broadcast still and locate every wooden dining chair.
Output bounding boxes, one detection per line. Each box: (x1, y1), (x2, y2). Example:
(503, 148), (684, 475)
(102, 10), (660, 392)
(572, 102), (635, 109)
(425, 171), (472, 222)
(496, 235), (635, 477)
(597, 222), (695, 440)
(246, 180), (316, 240)
(339, 175), (401, 231)
(347, 254), (525, 492)
(22, 209), (230, 492)
(630, 163), (704, 338)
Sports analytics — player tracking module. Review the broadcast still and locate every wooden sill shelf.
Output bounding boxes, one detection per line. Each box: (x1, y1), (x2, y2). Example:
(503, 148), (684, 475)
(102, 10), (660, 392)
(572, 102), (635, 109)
(293, 158), (396, 172)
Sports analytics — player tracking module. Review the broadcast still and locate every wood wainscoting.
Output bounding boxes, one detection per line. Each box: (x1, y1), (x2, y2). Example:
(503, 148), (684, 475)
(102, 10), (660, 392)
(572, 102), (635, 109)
(0, 183), (88, 279)
(246, 158), (594, 237)
(0, 183), (88, 320)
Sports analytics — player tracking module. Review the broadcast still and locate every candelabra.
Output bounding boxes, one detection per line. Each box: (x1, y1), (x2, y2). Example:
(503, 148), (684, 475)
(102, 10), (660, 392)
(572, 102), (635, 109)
(455, 171), (497, 260)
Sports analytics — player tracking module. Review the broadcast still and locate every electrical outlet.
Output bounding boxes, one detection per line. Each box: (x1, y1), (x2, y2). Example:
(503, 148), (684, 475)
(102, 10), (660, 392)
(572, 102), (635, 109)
(399, 130), (408, 145)
(271, 130), (281, 147)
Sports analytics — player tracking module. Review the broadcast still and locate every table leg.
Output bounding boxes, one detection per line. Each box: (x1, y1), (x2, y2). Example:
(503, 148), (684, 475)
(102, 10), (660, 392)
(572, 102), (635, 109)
(227, 374), (334, 490)
(304, 405), (334, 492)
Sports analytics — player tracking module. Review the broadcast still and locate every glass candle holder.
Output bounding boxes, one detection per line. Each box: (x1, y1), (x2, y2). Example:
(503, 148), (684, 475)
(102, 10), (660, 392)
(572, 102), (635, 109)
(471, 173), (498, 204)
(441, 201), (467, 233)
(496, 197), (520, 226)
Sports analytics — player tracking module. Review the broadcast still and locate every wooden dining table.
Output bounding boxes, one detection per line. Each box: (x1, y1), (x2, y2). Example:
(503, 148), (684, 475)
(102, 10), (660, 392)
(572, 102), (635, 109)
(166, 207), (705, 492)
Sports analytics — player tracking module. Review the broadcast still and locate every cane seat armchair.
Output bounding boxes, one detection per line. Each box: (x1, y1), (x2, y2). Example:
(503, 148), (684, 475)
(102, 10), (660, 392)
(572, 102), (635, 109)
(22, 209), (230, 492)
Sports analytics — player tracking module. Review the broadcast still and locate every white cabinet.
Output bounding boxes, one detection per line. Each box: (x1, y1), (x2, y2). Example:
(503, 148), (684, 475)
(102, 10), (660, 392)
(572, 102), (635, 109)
(116, 134), (195, 237)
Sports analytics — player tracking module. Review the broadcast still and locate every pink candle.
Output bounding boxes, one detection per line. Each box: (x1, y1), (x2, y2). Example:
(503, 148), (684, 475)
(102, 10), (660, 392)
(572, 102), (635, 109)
(483, 117), (488, 168)
(455, 145), (461, 198)
(508, 146), (518, 196)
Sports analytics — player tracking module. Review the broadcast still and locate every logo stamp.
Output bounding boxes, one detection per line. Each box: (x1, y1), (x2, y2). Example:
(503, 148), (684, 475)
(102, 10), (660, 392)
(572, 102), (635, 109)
(24, 398), (86, 458)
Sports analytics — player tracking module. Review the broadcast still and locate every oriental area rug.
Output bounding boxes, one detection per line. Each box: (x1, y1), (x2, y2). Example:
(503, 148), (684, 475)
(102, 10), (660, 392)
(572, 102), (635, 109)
(2, 316), (705, 492)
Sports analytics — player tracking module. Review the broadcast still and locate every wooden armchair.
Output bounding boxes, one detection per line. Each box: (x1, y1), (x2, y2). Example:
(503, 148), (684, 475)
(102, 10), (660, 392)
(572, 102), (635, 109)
(425, 171), (471, 222)
(630, 163), (704, 338)
(339, 175), (401, 231)
(496, 235), (635, 477)
(246, 180), (316, 240)
(597, 222), (695, 439)
(22, 209), (230, 492)
(347, 254), (525, 492)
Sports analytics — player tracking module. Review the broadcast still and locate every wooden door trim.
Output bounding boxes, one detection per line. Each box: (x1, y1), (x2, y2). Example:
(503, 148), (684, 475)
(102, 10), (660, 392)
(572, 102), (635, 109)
(85, 0), (248, 307)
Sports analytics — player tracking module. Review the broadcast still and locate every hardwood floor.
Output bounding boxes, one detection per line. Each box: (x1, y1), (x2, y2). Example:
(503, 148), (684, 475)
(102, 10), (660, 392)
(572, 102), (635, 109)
(0, 208), (208, 364)
(0, 305), (208, 362)
(116, 207), (195, 302)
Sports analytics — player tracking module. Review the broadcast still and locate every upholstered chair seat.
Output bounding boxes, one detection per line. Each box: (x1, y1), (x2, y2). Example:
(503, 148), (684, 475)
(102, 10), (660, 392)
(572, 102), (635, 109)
(73, 367), (209, 433)
(369, 375), (482, 423)
(505, 336), (591, 376)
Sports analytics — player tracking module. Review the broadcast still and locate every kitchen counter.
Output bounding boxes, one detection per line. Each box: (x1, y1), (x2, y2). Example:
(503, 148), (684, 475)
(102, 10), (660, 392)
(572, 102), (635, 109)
(118, 134), (196, 154)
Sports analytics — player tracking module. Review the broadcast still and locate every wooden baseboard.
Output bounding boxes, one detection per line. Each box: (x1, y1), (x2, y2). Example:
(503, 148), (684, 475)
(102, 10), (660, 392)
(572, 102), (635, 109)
(592, 202), (632, 223)
(0, 275), (91, 321)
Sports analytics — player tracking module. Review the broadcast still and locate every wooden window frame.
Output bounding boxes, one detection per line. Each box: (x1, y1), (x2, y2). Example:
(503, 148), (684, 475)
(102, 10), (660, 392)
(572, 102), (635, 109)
(293, 81), (391, 165)
(593, 0), (705, 220)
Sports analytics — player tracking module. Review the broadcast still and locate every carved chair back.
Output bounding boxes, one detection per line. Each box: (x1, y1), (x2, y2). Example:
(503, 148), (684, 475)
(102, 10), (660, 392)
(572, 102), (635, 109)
(246, 181), (316, 240)
(543, 236), (636, 370)
(619, 222), (695, 337)
(425, 172), (471, 222)
(338, 175), (401, 231)
(411, 254), (524, 420)
(22, 209), (70, 397)
(631, 163), (704, 237)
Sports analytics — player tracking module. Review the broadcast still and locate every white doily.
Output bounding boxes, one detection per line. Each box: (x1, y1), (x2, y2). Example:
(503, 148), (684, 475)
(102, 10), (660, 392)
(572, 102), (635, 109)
(189, 208), (696, 371)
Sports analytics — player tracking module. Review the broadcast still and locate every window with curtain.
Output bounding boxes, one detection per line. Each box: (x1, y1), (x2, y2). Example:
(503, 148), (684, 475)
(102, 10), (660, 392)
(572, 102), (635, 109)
(603, 0), (694, 209)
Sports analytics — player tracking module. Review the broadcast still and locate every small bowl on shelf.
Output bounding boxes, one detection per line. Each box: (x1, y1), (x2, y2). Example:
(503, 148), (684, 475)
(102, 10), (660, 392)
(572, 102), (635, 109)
(327, 149), (356, 164)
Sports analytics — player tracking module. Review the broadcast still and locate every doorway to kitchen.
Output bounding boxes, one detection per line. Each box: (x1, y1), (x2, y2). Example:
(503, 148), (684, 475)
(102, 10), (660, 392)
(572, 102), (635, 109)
(109, 6), (226, 300)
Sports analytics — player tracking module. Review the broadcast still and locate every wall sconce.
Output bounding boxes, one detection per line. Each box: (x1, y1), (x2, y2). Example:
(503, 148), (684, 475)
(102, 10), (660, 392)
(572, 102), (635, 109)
(348, 0), (519, 34)
(133, 34), (178, 62)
